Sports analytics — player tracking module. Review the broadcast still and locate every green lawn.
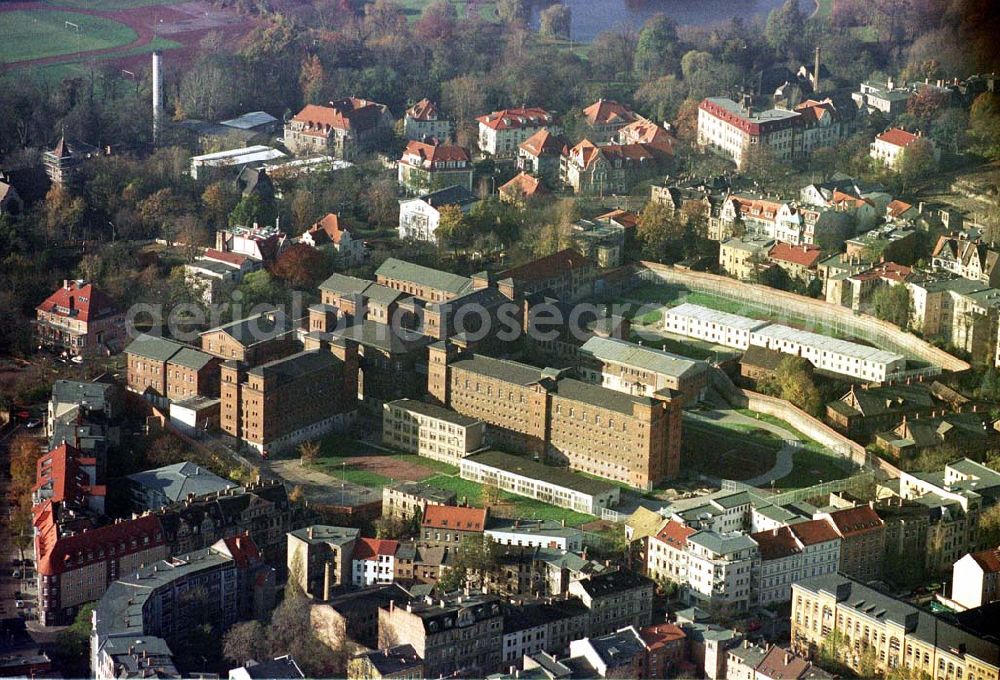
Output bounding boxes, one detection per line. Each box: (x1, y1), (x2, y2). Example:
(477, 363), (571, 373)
(0, 10), (137, 63)
(393, 0), (498, 23)
(629, 333), (715, 361)
(811, 0), (833, 19)
(776, 448), (854, 489)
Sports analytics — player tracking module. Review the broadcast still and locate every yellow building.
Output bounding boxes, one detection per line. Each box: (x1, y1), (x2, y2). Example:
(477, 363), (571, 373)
(791, 574), (1000, 680)
(348, 645), (424, 680)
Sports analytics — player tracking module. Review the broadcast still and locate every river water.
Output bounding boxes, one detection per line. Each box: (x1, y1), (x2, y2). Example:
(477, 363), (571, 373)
(528, 0), (814, 41)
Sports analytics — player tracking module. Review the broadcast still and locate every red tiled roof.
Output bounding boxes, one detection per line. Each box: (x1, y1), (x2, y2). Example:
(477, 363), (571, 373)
(519, 128), (568, 156)
(877, 128), (920, 148)
(407, 98), (441, 121)
(291, 98), (386, 135)
(831, 190), (869, 209)
(33, 443), (91, 506)
(204, 249), (249, 267)
(790, 519), (841, 546)
(617, 118), (676, 155)
(498, 248), (594, 284)
(499, 172), (550, 199)
(887, 199), (914, 218)
(852, 262), (912, 283)
(654, 520), (696, 550)
(219, 534), (261, 568)
(306, 213), (352, 245)
(400, 140), (471, 166)
(969, 547), (1000, 574)
(597, 209), (640, 230)
(36, 281), (119, 323)
(35, 513), (166, 576)
(752, 526), (801, 561)
(768, 242), (822, 268)
(731, 196), (784, 223)
(582, 99), (637, 126)
(477, 107), (555, 131)
(639, 623), (686, 650)
(353, 537), (400, 560)
(422, 504), (487, 531)
(825, 506), (884, 537)
(757, 646), (811, 680)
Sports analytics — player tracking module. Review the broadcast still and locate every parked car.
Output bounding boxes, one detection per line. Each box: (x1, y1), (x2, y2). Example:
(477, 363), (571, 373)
(25, 419), (41, 429)
(12, 570), (20, 578)
(71, 355), (83, 364)
(15, 600), (24, 608)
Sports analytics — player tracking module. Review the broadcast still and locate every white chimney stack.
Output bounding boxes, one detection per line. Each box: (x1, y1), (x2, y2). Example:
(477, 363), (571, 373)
(152, 51), (163, 144)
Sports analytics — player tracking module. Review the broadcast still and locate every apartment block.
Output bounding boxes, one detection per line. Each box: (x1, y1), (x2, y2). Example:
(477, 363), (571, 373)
(382, 399), (485, 464)
(287, 525), (360, 599)
(377, 594), (503, 677)
(814, 505), (885, 583)
(91, 536), (273, 680)
(381, 481), (456, 521)
(567, 570), (655, 637)
(684, 531), (759, 613)
(952, 547), (1000, 610)
(419, 504), (487, 550)
(791, 574), (1000, 680)
(349, 644), (424, 680)
(751, 520), (841, 606)
(478, 108), (560, 157)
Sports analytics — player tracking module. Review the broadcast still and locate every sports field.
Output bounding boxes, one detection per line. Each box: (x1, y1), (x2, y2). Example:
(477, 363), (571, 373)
(44, 0), (186, 8)
(0, 10), (137, 63)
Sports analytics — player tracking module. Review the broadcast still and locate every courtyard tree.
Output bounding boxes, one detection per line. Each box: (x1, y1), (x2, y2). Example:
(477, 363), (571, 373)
(872, 284), (912, 329)
(539, 4), (571, 40)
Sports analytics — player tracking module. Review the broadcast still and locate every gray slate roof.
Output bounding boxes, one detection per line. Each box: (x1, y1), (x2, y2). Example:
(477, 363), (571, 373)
(167, 346), (215, 371)
(125, 334), (185, 362)
(375, 258), (473, 296)
(127, 461), (236, 504)
(580, 336), (707, 381)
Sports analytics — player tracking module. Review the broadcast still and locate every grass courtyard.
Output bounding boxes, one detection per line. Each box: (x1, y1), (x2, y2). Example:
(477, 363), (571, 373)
(0, 10), (137, 64)
(304, 433), (595, 527)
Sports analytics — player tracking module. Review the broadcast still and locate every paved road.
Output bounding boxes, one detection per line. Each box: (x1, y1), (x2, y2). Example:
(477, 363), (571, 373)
(684, 408), (798, 488)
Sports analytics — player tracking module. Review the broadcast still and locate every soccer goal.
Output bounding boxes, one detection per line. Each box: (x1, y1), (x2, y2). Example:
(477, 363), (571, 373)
(64, 20), (81, 33)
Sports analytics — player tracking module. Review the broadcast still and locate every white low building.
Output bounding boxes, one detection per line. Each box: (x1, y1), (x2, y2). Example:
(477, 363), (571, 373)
(351, 538), (396, 587)
(951, 547), (1000, 610)
(748, 323), (905, 382)
(663, 303), (768, 350)
(189, 145), (286, 180)
(485, 519), (584, 552)
(459, 450), (620, 516)
(382, 398), (486, 464)
(397, 185), (479, 242)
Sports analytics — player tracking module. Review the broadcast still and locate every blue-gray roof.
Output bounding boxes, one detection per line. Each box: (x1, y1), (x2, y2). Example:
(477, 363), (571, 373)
(127, 461), (236, 504)
(375, 258), (473, 296)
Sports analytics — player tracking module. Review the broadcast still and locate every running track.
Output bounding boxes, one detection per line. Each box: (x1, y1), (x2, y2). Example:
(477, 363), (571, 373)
(0, 2), (155, 72)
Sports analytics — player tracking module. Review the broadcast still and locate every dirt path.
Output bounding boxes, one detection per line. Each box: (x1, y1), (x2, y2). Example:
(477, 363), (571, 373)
(0, 1), (155, 72)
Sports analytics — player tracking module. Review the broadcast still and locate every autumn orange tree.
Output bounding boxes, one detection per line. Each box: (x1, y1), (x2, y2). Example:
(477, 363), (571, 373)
(8, 433), (42, 514)
(271, 243), (330, 290)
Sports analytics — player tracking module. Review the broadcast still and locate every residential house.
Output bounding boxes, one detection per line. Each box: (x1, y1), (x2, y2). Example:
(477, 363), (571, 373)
(397, 141), (473, 194)
(499, 171), (552, 206)
(906, 277), (1000, 364)
(377, 594), (503, 678)
(420, 504), (488, 550)
(0, 175), (23, 216)
(397, 184), (479, 242)
(568, 626), (648, 678)
(501, 599), (590, 666)
(478, 108), (560, 157)
(719, 237), (774, 281)
(768, 242), (822, 282)
(284, 99), (393, 158)
(35, 280), (125, 357)
(814, 505), (885, 582)
(300, 213), (365, 266)
(615, 117), (676, 157)
(647, 520), (695, 586)
(870, 128), (938, 170)
(567, 570), (655, 637)
(404, 99), (451, 141)
(518, 128), (568, 183)
(640, 623), (687, 679)
(230, 656), (305, 680)
(826, 261), (912, 311)
(751, 520), (841, 606)
(381, 481), (456, 522)
(43, 136), (103, 189)
(852, 79), (915, 117)
(727, 643), (831, 680)
(876, 411), (998, 459)
(684, 531), (759, 613)
(560, 140), (664, 195)
(581, 99), (638, 142)
(352, 537), (398, 586)
(951, 547), (1000, 610)
(932, 235), (1000, 286)
(214, 224), (289, 268)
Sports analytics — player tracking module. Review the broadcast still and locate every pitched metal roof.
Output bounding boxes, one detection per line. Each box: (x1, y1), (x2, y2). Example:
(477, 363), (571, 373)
(375, 258), (473, 296)
(580, 336), (706, 380)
